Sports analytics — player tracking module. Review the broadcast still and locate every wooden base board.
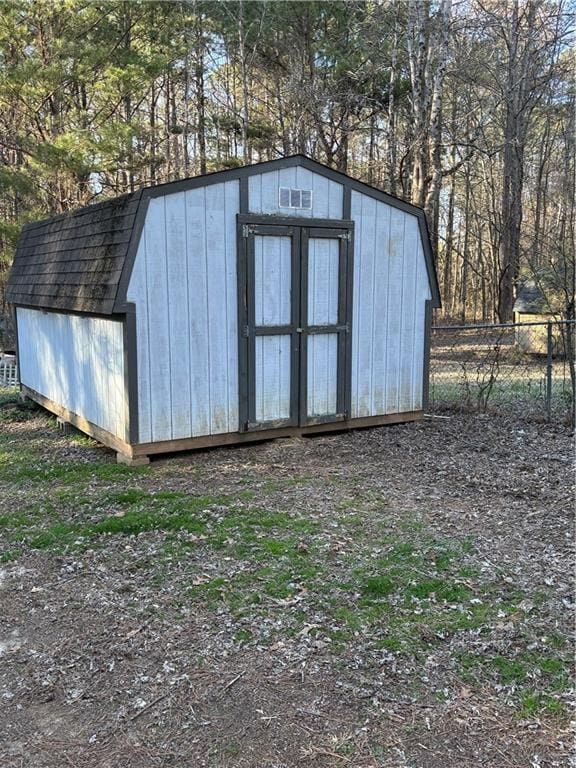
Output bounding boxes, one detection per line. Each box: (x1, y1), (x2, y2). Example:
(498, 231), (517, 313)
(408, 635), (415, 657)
(20, 385), (423, 461)
(132, 411), (423, 458)
(21, 385), (132, 456)
(116, 452), (150, 467)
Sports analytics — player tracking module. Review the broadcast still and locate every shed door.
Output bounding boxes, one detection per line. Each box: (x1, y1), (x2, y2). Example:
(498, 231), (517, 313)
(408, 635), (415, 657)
(238, 222), (352, 431)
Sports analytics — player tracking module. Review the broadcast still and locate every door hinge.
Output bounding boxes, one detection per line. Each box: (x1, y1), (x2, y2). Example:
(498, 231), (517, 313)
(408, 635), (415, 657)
(242, 325), (250, 338)
(338, 230), (351, 241)
(242, 224), (255, 238)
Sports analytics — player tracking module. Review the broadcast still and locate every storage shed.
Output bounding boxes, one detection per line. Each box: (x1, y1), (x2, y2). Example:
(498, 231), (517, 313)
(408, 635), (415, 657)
(513, 280), (560, 356)
(6, 156), (440, 464)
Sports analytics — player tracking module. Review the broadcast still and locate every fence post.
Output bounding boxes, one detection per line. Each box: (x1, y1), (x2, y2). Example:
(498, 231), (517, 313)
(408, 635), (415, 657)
(546, 321), (553, 421)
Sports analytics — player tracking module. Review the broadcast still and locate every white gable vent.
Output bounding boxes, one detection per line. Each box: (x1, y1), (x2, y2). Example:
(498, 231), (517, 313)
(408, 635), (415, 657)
(279, 187), (312, 210)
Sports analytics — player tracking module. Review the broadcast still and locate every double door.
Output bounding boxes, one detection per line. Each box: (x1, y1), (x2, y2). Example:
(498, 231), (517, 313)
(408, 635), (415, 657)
(238, 219), (353, 431)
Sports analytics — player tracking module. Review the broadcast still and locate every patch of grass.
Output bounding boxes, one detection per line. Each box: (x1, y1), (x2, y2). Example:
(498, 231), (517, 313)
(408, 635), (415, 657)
(377, 635), (402, 652)
(53, 489), (92, 506)
(491, 655), (528, 684)
(458, 564), (481, 578)
(234, 628), (253, 645)
(66, 432), (98, 447)
(0, 450), (151, 486)
(259, 538), (292, 556)
(456, 650), (572, 716)
(263, 570), (297, 599)
(331, 606), (364, 632)
(0, 509), (40, 528)
(7, 495), (233, 553)
(29, 522), (78, 551)
(261, 475), (314, 492)
(518, 691), (565, 718)
(0, 390), (39, 423)
(546, 632), (567, 649)
(0, 549), (21, 563)
(385, 542), (416, 561)
(92, 510), (207, 537)
(361, 575), (396, 598)
(110, 488), (151, 505)
(406, 579), (472, 603)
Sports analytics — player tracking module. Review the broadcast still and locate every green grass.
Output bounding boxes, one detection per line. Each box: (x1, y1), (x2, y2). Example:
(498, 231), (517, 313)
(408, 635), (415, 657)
(4, 493), (233, 552)
(361, 575), (396, 597)
(456, 650), (572, 715)
(0, 447), (150, 485)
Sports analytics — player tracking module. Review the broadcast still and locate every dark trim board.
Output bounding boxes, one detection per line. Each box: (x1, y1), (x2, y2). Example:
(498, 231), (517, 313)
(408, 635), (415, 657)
(12, 305), (21, 387)
(132, 411), (424, 457)
(21, 385), (133, 456)
(239, 213), (354, 230)
(123, 304), (139, 444)
(14, 303), (126, 322)
(422, 299), (433, 411)
(143, 155), (424, 219)
(114, 193), (150, 312)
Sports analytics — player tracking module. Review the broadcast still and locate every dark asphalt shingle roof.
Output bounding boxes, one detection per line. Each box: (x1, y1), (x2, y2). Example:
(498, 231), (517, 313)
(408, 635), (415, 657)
(5, 191), (142, 314)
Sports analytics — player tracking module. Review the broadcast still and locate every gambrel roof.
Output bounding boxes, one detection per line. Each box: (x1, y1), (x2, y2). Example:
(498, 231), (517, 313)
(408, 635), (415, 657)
(6, 192), (142, 314)
(6, 155), (441, 314)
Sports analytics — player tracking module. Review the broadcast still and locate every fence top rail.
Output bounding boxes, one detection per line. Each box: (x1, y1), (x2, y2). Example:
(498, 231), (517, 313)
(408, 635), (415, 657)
(432, 320), (576, 332)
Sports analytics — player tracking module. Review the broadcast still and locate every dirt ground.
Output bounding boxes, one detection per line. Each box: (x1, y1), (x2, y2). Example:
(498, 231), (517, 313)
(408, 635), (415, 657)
(0, 400), (574, 767)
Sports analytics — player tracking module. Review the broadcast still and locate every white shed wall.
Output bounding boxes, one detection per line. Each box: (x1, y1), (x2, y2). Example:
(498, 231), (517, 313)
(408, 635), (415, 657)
(127, 173), (432, 446)
(127, 180), (240, 443)
(17, 307), (126, 438)
(350, 191), (431, 417)
(249, 167), (343, 219)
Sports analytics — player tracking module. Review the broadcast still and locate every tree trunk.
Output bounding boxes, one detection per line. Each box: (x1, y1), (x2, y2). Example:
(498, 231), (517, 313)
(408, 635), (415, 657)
(424, 0), (451, 252)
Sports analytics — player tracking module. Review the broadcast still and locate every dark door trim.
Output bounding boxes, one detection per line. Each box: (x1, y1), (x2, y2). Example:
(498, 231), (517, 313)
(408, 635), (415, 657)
(299, 226), (353, 426)
(239, 213), (354, 230)
(237, 221), (301, 431)
(237, 215), (354, 433)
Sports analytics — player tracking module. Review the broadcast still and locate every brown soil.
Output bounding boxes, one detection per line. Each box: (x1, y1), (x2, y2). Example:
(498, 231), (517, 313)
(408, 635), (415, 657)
(0, 409), (574, 767)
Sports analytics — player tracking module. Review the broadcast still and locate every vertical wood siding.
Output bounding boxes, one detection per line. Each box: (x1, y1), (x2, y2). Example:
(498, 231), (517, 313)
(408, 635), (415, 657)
(127, 181), (239, 443)
(307, 333), (338, 416)
(255, 335), (291, 421)
(308, 238), (339, 325)
(17, 307), (126, 438)
(254, 235), (292, 326)
(350, 191), (431, 418)
(249, 168), (343, 219)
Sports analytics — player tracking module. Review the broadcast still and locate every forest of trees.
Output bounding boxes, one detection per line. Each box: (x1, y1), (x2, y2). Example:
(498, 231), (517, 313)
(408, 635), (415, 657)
(0, 0), (574, 332)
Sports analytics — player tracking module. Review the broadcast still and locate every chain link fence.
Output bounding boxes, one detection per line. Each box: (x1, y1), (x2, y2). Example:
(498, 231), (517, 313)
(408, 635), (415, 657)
(429, 320), (576, 422)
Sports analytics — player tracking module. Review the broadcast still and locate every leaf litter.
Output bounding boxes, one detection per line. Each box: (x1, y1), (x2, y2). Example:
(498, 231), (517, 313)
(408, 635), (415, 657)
(0, 403), (574, 767)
